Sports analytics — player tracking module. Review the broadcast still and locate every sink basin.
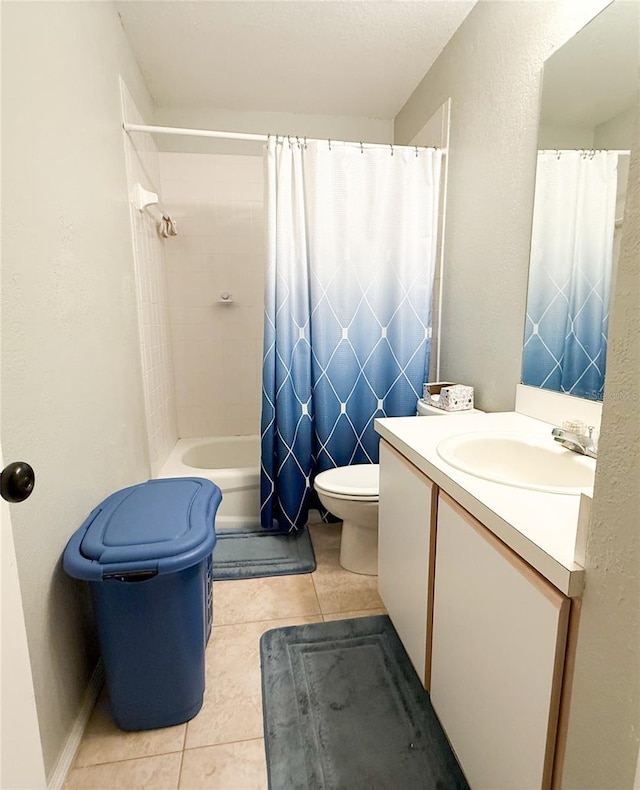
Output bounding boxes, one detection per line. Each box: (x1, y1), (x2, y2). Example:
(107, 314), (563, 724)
(436, 432), (596, 495)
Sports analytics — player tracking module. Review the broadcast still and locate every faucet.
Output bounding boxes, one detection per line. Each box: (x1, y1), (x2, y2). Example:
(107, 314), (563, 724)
(551, 421), (598, 459)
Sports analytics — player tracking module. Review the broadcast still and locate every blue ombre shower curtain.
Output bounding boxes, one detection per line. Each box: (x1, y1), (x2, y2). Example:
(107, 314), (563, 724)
(261, 138), (442, 530)
(523, 151), (617, 400)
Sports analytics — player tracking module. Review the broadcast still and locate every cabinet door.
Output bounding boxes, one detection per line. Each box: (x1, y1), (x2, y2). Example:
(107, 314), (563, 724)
(431, 493), (570, 789)
(378, 440), (436, 686)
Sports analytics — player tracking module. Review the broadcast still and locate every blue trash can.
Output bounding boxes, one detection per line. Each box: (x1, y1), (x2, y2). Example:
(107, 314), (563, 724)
(64, 477), (221, 731)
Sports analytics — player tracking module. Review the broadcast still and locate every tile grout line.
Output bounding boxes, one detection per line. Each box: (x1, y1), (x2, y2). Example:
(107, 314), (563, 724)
(211, 605), (324, 630)
(209, 604), (384, 635)
(307, 526), (326, 623)
(177, 720), (188, 790)
(182, 736), (265, 753)
(71, 749), (185, 770)
(310, 568), (325, 620)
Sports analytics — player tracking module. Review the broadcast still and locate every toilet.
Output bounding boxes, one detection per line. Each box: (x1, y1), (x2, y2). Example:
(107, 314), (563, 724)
(314, 398), (483, 575)
(314, 464), (380, 575)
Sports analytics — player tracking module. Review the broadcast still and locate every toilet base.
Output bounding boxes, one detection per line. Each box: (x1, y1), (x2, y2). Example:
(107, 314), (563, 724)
(339, 519), (378, 576)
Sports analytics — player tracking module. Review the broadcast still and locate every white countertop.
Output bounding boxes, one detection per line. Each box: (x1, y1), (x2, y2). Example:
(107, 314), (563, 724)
(375, 411), (589, 597)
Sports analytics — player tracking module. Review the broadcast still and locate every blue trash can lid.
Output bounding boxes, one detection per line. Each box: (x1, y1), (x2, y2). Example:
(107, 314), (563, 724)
(63, 477), (221, 581)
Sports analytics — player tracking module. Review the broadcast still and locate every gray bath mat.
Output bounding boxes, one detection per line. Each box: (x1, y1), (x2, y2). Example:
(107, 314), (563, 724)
(211, 526), (316, 580)
(260, 615), (469, 790)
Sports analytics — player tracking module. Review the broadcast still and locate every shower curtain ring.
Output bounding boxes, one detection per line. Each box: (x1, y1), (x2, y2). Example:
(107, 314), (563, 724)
(304, 137), (307, 149)
(415, 146), (419, 157)
(328, 139), (332, 151)
(390, 144), (394, 157)
(360, 142), (364, 154)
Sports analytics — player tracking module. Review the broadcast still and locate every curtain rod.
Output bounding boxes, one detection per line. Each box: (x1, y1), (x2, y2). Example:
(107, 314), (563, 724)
(538, 148), (630, 155)
(124, 123), (268, 142)
(123, 123), (446, 152)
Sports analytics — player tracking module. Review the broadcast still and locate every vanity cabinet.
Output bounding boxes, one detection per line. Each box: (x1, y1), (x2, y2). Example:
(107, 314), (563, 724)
(377, 434), (574, 790)
(431, 493), (570, 790)
(378, 440), (436, 686)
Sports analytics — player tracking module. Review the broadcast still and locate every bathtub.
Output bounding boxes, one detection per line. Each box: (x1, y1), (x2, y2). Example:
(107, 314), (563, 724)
(158, 436), (260, 530)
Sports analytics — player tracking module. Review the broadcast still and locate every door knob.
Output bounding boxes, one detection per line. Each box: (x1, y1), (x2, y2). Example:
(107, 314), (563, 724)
(1, 461), (35, 503)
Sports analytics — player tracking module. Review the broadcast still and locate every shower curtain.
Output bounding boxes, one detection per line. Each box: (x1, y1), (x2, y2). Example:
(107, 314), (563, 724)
(522, 151), (618, 400)
(261, 138), (442, 531)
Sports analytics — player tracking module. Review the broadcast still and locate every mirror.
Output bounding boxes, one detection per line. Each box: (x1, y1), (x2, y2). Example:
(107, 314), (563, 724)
(522, 0), (638, 401)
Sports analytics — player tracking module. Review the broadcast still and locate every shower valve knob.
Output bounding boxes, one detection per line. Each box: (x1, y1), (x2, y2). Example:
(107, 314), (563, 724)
(1, 461), (35, 503)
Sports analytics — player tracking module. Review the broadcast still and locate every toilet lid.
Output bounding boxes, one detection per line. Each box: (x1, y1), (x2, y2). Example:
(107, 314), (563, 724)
(314, 464), (379, 498)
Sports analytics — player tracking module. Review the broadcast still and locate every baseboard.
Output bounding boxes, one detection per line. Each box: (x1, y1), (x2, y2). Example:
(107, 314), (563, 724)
(47, 661), (103, 790)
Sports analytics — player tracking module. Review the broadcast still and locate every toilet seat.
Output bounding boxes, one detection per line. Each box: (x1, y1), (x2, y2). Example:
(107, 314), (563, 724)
(314, 464), (379, 502)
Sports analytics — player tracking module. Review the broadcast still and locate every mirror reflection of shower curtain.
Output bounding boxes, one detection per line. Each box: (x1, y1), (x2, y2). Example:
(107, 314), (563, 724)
(261, 138), (442, 530)
(522, 151), (617, 400)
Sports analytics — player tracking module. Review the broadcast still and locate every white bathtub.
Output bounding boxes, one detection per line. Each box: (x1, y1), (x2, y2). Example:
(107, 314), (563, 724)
(157, 436), (260, 530)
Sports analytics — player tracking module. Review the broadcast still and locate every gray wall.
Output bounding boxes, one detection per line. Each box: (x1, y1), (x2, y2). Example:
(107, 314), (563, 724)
(394, 0), (610, 411)
(396, 1), (640, 785)
(2, 1), (152, 777)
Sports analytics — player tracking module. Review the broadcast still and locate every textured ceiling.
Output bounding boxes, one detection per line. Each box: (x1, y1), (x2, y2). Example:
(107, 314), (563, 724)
(116, 1), (476, 118)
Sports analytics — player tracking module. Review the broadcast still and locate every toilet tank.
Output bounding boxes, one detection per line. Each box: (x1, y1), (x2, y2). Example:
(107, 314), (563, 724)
(416, 398), (483, 416)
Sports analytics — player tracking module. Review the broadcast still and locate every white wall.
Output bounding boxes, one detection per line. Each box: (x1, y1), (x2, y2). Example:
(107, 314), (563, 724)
(538, 123), (595, 148)
(160, 153), (264, 437)
(2, 1), (152, 778)
(595, 104), (637, 149)
(122, 84), (178, 474)
(397, 1), (639, 784)
(539, 91), (634, 151)
(395, 0), (610, 412)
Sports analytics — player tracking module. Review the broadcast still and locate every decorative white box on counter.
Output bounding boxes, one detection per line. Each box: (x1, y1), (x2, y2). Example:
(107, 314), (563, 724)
(424, 382), (474, 412)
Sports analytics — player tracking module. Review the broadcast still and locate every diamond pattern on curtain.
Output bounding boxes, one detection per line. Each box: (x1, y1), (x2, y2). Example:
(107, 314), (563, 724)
(261, 139), (442, 531)
(522, 151), (617, 401)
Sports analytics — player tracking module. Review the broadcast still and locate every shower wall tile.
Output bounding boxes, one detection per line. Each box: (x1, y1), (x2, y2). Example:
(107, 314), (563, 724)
(160, 152), (265, 438)
(121, 81), (178, 475)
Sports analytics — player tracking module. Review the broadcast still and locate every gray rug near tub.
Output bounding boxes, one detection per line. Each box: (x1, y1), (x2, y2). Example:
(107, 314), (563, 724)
(260, 615), (469, 790)
(211, 526), (316, 580)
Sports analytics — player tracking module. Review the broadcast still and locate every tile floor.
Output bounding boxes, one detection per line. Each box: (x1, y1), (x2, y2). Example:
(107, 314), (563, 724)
(64, 522), (386, 789)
